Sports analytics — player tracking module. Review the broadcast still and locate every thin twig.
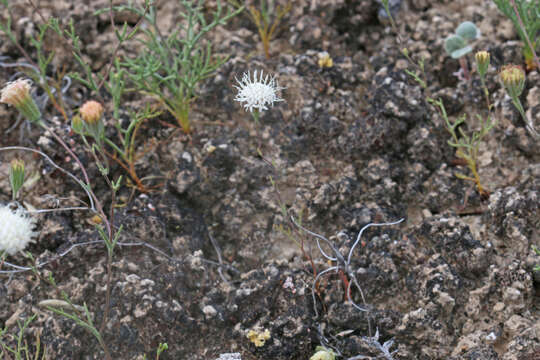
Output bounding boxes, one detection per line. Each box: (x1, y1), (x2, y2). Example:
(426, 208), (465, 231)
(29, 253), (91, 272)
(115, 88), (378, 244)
(292, 215), (404, 332)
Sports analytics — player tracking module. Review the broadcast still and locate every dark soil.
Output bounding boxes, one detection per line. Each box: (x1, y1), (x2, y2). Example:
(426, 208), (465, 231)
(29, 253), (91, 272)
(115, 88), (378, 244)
(0, 0), (539, 359)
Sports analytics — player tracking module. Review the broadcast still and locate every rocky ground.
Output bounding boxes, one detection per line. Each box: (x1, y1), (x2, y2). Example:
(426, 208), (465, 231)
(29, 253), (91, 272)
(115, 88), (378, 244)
(0, 0), (539, 359)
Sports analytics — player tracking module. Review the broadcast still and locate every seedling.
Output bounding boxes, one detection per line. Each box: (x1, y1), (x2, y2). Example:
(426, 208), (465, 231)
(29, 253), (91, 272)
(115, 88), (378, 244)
(444, 21), (481, 80)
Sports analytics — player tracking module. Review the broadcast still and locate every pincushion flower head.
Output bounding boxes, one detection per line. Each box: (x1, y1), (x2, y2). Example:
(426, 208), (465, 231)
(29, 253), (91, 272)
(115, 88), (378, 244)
(0, 204), (38, 256)
(234, 70), (284, 113)
(77, 100), (105, 143)
(80, 100), (104, 126)
(0, 79), (41, 123)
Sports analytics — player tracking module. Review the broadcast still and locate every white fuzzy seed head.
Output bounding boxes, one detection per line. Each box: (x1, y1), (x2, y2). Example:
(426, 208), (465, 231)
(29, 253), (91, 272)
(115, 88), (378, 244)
(234, 70), (284, 112)
(0, 204), (37, 256)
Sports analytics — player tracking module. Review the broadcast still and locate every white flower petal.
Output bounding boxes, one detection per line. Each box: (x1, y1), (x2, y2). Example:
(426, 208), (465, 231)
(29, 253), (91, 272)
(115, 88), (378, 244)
(0, 205), (37, 255)
(234, 70), (284, 113)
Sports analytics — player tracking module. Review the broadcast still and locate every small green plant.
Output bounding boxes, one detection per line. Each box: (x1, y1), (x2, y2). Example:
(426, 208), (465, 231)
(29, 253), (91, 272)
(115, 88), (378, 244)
(429, 98), (495, 197)
(231, 0), (292, 59)
(0, 314), (48, 360)
(33, 269), (112, 359)
(98, 0), (243, 133)
(492, 0), (540, 70)
(444, 21), (481, 80)
(382, 3), (496, 199)
(408, 46), (496, 197)
(428, 52), (495, 197)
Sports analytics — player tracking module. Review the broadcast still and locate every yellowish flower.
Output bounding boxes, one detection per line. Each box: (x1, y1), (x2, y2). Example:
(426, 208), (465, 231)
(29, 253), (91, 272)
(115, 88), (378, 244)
(475, 51), (490, 78)
(317, 52), (333, 68)
(246, 329), (270, 347)
(500, 64), (525, 99)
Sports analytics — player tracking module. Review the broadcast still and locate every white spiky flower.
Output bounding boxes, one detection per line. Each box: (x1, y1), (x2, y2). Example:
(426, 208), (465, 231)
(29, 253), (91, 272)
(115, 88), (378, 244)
(234, 70), (284, 112)
(0, 204), (37, 256)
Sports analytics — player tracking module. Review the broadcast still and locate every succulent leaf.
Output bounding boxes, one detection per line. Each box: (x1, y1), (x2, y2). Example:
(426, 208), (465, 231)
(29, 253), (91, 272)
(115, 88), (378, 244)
(444, 35), (470, 58)
(451, 45), (473, 59)
(456, 21), (479, 40)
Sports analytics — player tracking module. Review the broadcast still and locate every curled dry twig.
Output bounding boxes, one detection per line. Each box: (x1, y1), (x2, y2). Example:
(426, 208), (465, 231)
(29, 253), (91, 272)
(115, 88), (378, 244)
(290, 216), (404, 323)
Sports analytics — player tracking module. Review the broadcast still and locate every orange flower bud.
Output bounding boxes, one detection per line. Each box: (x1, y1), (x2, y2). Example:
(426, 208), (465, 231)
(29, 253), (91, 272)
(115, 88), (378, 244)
(80, 100), (104, 125)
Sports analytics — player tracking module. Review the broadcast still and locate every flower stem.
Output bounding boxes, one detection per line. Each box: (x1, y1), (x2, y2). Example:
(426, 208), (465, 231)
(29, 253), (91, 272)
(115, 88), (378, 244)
(511, 96), (539, 138)
(252, 110), (260, 125)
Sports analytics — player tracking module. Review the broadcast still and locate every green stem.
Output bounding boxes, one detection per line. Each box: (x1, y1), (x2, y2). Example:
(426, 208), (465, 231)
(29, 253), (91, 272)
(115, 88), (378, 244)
(252, 110), (260, 125)
(511, 96), (539, 138)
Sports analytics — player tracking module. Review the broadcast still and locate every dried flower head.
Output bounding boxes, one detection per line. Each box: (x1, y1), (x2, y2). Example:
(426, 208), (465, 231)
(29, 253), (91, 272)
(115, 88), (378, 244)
(80, 100), (104, 125)
(500, 64), (525, 99)
(234, 70), (284, 113)
(0, 204), (37, 256)
(0, 79), (41, 123)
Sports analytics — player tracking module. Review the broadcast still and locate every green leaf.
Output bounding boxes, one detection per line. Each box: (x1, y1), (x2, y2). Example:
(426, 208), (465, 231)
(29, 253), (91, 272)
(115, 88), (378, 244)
(451, 45), (473, 59)
(456, 21), (479, 41)
(444, 35), (469, 58)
